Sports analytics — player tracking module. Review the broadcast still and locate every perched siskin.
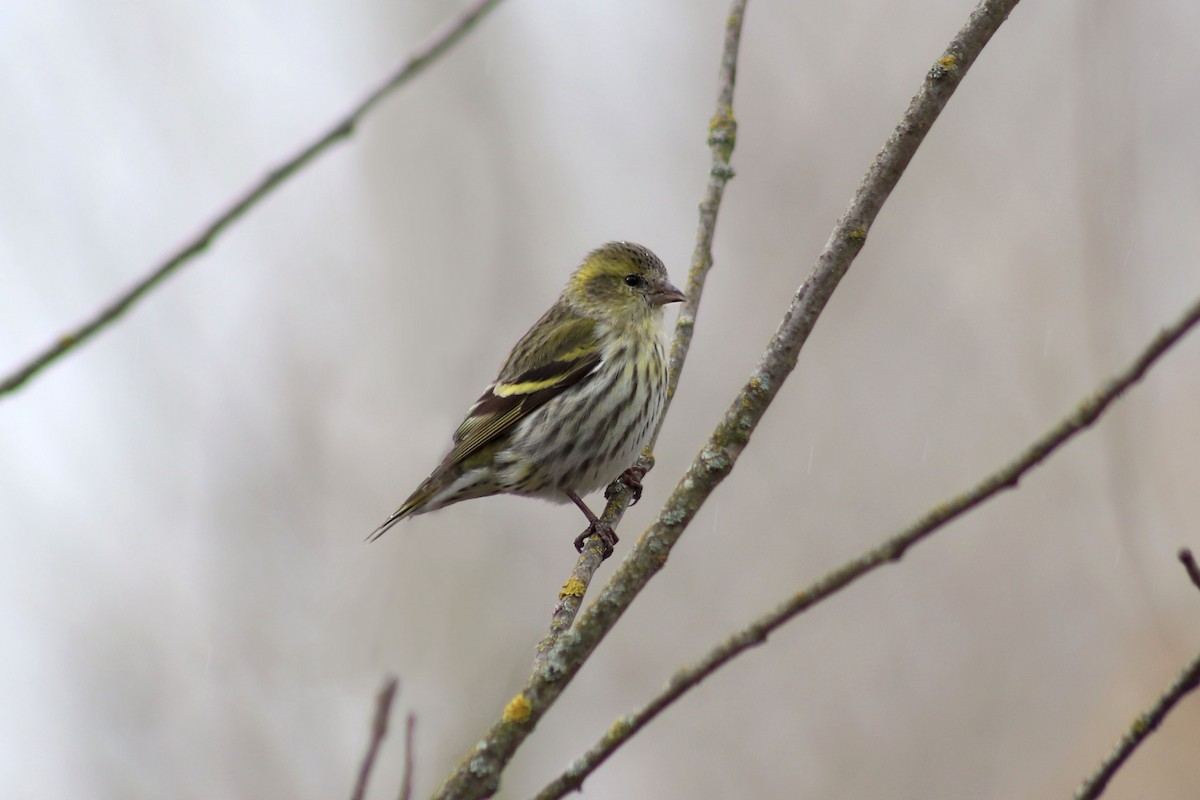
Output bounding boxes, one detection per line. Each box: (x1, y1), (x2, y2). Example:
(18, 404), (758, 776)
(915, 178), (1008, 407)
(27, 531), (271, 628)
(370, 241), (685, 552)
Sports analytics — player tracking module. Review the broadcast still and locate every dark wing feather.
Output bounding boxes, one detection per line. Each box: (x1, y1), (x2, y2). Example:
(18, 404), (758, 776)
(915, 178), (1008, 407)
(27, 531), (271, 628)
(444, 308), (601, 466)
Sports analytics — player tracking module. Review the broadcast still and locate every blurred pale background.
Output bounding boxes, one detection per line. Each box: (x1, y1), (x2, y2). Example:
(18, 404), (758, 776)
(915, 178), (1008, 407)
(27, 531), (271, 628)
(2, 0), (1199, 797)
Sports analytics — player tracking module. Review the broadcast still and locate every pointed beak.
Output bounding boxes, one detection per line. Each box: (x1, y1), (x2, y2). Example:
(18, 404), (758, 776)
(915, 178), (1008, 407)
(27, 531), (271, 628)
(650, 281), (687, 306)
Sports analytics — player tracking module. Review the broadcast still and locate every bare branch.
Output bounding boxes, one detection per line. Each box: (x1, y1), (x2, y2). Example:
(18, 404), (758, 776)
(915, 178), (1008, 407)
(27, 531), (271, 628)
(535, 0), (747, 696)
(540, 0), (747, 662)
(1074, 651), (1200, 799)
(1179, 548), (1200, 594)
(398, 713), (417, 800)
(532, 534), (611, 674)
(352, 676), (399, 800)
(534, 290), (1200, 799)
(664, 0), (744, 409)
(0, 0), (506, 399)
(431, 1), (1021, 797)
(570, 0), (748, 558)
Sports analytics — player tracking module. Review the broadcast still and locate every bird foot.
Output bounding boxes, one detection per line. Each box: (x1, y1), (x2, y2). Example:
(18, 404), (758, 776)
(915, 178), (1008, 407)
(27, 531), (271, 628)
(605, 466), (646, 506)
(574, 520), (619, 559)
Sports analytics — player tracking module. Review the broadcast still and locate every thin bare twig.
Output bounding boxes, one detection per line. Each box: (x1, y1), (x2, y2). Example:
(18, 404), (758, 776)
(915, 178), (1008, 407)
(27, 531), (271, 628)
(534, 290), (1200, 799)
(1179, 548), (1200, 594)
(1072, 650), (1200, 800)
(398, 713), (417, 800)
(663, 0), (743, 410)
(352, 676), (399, 800)
(0, 0), (506, 399)
(433, 1), (1021, 798)
(1073, 555), (1200, 800)
(537, 0), (749, 659)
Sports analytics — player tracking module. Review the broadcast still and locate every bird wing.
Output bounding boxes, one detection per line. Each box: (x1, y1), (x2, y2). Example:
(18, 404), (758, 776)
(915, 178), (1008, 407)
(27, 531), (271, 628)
(444, 309), (602, 466)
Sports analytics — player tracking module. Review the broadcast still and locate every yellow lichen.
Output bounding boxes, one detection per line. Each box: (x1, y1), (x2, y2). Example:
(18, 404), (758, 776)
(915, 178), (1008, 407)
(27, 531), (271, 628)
(607, 716), (634, 741)
(929, 55), (958, 80)
(502, 693), (532, 724)
(560, 577), (587, 599)
(707, 108), (737, 160)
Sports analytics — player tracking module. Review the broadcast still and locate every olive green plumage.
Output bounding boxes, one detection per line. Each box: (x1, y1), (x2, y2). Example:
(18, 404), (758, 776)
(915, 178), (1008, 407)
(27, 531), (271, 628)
(369, 241), (685, 542)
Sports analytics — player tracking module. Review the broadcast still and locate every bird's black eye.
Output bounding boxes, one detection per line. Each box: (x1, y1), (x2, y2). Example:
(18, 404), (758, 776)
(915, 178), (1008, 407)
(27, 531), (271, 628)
(624, 274), (645, 287)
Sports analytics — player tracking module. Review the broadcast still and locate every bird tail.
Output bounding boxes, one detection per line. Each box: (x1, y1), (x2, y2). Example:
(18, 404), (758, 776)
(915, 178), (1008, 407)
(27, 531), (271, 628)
(367, 457), (498, 542)
(366, 479), (440, 542)
(366, 501), (416, 542)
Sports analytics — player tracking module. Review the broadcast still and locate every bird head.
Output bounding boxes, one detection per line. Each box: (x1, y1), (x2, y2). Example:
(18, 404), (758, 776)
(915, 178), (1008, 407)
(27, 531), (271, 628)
(565, 242), (686, 322)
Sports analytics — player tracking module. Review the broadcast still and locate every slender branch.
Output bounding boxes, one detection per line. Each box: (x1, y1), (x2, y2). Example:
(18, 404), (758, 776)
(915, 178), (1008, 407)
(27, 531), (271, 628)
(569, 0), (748, 561)
(399, 713), (417, 800)
(1179, 548), (1200, 594)
(539, 0), (749, 655)
(352, 676), (399, 800)
(663, 0), (744, 410)
(432, 1), (1020, 798)
(534, 290), (1200, 799)
(1072, 651), (1200, 800)
(0, 0), (506, 399)
(1073, 553), (1200, 800)
(532, 535), (611, 672)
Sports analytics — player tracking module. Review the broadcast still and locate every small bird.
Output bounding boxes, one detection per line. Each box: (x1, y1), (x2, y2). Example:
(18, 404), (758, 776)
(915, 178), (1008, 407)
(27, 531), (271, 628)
(369, 241), (685, 553)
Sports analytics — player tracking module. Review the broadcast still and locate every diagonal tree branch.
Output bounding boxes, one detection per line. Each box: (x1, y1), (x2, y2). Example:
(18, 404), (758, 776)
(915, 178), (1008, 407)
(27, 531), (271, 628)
(399, 712), (418, 800)
(1073, 549), (1200, 800)
(0, 0), (506, 399)
(535, 0), (749, 665)
(1072, 649), (1200, 800)
(1179, 548), (1200, 593)
(534, 290), (1200, 800)
(431, 0), (1021, 797)
(351, 676), (399, 800)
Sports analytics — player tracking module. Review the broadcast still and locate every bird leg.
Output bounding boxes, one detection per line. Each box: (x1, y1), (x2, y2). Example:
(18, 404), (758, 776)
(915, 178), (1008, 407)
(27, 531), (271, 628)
(605, 465), (646, 506)
(567, 490), (617, 558)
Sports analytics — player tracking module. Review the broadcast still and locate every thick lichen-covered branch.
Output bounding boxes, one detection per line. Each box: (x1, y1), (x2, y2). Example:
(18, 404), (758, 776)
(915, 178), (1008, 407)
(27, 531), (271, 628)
(432, 0), (1022, 797)
(534, 287), (1200, 800)
(551, 0), (1024, 697)
(433, 3), (750, 799)
(0, 0), (506, 398)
